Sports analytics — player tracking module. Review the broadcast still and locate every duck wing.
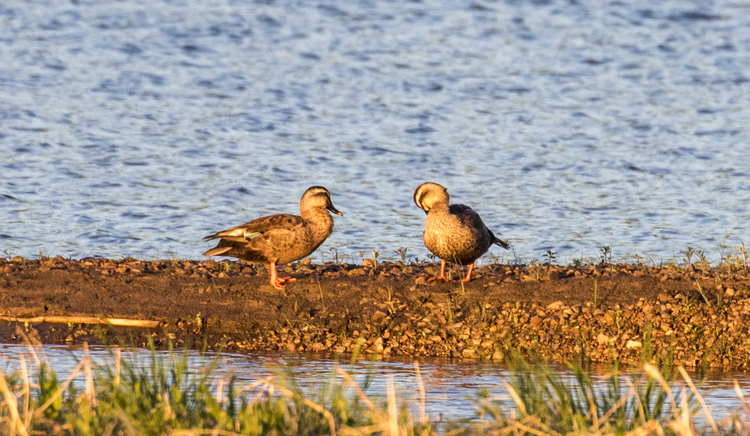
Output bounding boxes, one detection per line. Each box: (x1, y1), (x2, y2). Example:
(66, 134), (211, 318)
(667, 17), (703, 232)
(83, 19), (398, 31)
(450, 204), (510, 249)
(203, 214), (306, 260)
(449, 203), (483, 227)
(203, 214), (304, 242)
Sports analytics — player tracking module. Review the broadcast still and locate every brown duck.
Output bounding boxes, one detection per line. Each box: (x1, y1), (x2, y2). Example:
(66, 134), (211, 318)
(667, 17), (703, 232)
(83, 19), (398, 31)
(203, 186), (342, 289)
(414, 182), (509, 282)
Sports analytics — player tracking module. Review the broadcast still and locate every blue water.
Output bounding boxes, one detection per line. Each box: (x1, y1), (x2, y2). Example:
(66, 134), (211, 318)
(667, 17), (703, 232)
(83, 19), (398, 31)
(1, 1), (749, 264)
(0, 344), (747, 422)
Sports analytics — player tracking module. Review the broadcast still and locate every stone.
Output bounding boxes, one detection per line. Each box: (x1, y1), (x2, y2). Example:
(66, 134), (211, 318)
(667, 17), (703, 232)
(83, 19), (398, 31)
(626, 340), (642, 350)
(597, 333), (610, 345)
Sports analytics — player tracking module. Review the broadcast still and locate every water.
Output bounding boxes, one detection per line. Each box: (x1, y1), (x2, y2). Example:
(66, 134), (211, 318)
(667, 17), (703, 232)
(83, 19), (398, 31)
(1, 1), (749, 264)
(0, 344), (747, 422)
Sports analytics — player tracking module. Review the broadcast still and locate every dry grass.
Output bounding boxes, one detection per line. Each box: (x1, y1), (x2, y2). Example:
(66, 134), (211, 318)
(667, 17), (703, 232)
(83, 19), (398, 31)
(0, 340), (748, 435)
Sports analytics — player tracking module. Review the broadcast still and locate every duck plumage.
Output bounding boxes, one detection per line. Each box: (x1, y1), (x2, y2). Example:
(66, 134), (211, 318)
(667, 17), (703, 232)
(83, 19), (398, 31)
(203, 186), (342, 289)
(414, 182), (509, 282)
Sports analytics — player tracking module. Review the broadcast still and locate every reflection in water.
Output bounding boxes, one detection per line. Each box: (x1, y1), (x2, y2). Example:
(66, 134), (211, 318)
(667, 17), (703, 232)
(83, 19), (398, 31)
(0, 344), (747, 421)
(1, 1), (749, 263)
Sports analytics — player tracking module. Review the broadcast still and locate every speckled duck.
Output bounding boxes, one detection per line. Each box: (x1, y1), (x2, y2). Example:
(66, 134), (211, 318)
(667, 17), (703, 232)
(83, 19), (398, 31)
(203, 186), (342, 289)
(414, 182), (509, 282)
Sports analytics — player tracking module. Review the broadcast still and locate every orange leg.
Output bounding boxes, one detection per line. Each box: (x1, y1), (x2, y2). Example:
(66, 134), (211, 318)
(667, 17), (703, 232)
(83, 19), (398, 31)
(428, 259), (448, 282)
(269, 262), (296, 290)
(460, 263), (475, 282)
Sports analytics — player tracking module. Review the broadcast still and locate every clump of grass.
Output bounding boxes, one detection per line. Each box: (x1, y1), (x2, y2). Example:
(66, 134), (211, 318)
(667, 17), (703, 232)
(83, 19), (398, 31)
(1, 342), (750, 435)
(543, 250), (556, 271)
(473, 353), (740, 435)
(0, 340), (432, 436)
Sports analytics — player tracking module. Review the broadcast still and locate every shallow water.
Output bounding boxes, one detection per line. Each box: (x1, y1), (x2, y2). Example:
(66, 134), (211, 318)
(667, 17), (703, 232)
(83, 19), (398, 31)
(0, 344), (748, 422)
(1, 1), (749, 264)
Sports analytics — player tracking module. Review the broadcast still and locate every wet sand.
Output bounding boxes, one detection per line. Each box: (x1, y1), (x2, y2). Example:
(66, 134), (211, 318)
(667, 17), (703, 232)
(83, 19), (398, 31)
(1, 256), (749, 369)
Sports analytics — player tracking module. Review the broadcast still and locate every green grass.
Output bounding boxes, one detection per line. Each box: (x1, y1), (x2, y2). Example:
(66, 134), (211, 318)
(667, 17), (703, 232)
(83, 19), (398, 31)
(1, 341), (750, 435)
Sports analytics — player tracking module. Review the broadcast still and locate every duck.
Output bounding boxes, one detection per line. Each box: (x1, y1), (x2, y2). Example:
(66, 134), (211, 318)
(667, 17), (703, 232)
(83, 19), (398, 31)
(414, 182), (509, 282)
(203, 186), (342, 289)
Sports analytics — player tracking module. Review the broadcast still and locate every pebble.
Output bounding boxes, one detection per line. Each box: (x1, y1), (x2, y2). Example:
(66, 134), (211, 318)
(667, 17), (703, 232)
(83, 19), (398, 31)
(5, 256), (750, 369)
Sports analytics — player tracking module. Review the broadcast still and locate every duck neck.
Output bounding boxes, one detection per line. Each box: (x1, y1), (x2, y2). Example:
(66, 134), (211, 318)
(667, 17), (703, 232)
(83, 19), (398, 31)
(302, 208), (334, 235)
(428, 200), (450, 214)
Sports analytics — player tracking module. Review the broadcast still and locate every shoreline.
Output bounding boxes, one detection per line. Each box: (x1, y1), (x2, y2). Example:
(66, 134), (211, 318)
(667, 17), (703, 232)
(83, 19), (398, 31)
(1, 255), (749, 370)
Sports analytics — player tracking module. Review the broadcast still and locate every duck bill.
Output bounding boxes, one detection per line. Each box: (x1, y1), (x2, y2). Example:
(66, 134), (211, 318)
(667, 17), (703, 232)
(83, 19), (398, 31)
(327, 202), (343, 216)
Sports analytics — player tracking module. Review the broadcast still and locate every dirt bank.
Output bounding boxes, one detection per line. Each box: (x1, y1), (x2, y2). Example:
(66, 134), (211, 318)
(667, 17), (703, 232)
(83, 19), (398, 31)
(1, 256), (749, 369)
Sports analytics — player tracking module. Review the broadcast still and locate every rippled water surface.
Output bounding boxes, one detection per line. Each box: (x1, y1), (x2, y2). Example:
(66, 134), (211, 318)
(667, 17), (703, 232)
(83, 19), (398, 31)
(1, 1), (749, 262)
(1, 344), (748, 421)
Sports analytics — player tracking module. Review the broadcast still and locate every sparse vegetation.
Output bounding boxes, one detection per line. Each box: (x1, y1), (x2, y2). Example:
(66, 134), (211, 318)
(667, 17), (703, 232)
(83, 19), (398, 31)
(1, 343), (749, 435)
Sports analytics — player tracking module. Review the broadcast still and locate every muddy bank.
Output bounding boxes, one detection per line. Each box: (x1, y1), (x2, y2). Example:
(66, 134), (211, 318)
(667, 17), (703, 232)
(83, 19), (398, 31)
(1, 256), (750, 369)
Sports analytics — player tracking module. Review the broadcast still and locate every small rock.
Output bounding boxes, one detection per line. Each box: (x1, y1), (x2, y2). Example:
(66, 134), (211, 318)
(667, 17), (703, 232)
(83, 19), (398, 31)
(626, 340), (642, 349)
(529, 316), (542, 328)
(491, 350), (503, 361)
(428, 335), (443, 343)
(547, 301), (565, 310)
(725, 288), (735, 297)
(462, 349), (478, 359)
(415, 276), (428, 285)
(597, 333), (610, 345)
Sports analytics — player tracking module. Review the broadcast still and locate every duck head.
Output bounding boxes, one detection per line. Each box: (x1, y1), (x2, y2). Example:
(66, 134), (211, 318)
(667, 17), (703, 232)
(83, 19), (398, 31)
(300, 186), (343, 216)
(414, 182), (449, 214)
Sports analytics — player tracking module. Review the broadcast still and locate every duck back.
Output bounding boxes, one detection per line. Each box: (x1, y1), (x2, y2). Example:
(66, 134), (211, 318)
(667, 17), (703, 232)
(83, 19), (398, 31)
(423, 204), (493, 265)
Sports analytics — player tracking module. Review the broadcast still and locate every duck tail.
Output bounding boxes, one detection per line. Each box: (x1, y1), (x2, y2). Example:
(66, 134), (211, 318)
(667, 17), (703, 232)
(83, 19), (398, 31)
(490, 230), (510, 249)
(494, 238), (510, 250)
